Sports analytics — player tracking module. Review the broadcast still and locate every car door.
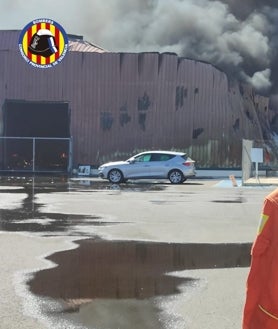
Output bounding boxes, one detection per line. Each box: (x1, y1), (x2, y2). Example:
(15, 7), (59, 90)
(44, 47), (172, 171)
(132, 152), (169, 178)
(126, 153), (152, 178)
(148, 153), (174, 177)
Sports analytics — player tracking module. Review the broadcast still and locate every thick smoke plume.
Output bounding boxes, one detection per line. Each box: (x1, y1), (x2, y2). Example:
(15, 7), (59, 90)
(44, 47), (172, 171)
(1, 0), (278, 95)
(77, 0), (278, 95)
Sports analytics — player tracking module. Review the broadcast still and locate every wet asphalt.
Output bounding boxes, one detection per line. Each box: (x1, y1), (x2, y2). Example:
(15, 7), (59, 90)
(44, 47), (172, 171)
(0, 175), (274, 328)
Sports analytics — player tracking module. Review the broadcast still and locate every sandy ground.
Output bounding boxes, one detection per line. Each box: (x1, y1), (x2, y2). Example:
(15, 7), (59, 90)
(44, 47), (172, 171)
(0, 179), (275, 328)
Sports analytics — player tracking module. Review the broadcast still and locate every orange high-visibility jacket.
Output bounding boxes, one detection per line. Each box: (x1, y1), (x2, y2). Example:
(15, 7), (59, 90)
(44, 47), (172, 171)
(243, 188), (278, 329)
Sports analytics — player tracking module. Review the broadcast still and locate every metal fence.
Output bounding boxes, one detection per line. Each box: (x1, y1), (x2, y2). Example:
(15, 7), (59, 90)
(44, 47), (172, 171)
(0, 137), (72, 173)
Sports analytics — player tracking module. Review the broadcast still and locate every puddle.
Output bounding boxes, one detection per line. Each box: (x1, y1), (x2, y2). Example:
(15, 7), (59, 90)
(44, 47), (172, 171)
(28, 238), (251, 328)
(0, 175), (166, 191)
(0, 176), (252, 328)
(0, 176), (164, 235)
(0, 182), (104, 235)
(69, 179), (166, 192)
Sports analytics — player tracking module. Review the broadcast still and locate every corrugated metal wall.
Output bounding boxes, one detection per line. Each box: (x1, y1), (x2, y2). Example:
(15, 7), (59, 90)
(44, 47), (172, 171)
(0, 31), (269, 169)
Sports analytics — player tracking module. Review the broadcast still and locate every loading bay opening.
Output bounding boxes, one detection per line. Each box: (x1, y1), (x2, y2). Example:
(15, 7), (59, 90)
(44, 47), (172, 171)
(1, 100), (72, 173)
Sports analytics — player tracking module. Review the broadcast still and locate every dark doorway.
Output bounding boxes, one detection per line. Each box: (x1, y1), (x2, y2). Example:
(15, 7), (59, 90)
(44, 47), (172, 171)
(1, 100), (71, 172)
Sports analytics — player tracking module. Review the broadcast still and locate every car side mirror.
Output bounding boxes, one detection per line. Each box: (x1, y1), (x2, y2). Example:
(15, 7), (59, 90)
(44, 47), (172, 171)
(128, 159), (135, 164)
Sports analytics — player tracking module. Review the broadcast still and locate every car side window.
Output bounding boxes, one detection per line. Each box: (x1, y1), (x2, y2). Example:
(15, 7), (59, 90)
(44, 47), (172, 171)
(150, 154), (175, 161)
(150, 153), (161, 161)
(160, 154), (172, 161)
(135, 154), (152, 162)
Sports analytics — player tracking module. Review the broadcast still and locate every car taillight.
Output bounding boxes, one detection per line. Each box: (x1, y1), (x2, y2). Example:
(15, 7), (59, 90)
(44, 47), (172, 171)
(183, 162), (191, 166)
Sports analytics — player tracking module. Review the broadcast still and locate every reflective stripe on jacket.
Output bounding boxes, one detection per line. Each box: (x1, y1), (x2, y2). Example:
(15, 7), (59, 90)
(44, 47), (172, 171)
(243, 188), (278, 329)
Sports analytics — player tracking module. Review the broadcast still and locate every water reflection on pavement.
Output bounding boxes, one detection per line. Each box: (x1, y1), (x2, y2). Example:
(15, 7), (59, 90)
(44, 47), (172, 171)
(0, 176), (163, 235)
(27, 239), (251, 329)
(0, 175), (252, 329)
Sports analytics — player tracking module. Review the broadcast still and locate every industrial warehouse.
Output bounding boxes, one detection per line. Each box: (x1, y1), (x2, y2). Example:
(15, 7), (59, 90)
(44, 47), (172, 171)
(0, 30), (273, 174)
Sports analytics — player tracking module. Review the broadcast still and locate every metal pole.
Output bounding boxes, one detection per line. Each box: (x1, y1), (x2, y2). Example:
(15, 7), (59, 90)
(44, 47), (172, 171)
(68, 137), (73, 173)
(32, 138), (35, 172)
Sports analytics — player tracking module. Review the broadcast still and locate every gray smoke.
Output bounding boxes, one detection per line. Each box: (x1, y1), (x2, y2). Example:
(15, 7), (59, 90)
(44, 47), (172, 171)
(1, 0), (278, 94)
(75, 0), (278, 95)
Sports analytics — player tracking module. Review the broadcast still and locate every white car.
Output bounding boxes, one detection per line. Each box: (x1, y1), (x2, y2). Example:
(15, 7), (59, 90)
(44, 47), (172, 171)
(98, 151), (196, 184)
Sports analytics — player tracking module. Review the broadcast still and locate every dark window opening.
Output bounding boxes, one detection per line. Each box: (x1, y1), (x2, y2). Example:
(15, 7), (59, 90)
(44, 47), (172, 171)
(3, 100), (70, 138)
(1, 100), (70, 172)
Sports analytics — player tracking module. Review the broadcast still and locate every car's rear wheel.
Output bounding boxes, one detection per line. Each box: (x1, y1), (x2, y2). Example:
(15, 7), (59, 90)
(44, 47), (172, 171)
(168, 169), (184, 184)
(108, 169), (124, 183)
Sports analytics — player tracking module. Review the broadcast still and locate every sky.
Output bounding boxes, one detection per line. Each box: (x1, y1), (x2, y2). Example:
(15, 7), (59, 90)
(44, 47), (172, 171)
(1, 0), (278, 97)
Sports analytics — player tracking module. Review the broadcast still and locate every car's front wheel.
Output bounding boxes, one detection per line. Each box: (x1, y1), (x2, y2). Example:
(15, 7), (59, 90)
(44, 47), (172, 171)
(108, 169), (124, 183)
(168, 169), (184, 184)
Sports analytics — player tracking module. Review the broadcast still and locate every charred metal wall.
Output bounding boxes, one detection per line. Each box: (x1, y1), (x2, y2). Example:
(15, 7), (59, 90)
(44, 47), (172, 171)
(0, 31), (269, 168)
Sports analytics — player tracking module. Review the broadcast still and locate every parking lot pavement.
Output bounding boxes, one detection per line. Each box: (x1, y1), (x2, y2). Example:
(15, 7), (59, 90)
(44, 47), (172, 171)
(0, 177), (276, 329)
(37, 178), (274, 243)
(0, 233), (77, 329)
